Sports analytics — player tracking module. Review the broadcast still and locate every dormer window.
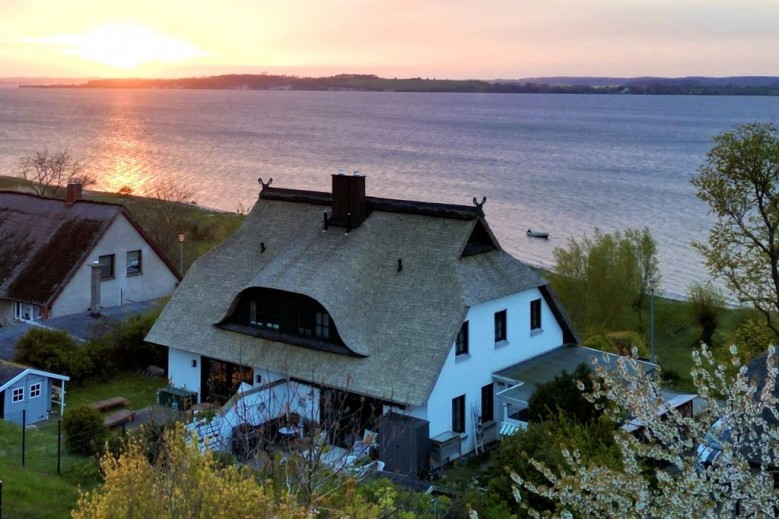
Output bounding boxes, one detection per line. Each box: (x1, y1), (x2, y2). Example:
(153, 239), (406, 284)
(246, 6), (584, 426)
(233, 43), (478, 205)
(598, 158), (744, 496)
(219, 287), (349, 353)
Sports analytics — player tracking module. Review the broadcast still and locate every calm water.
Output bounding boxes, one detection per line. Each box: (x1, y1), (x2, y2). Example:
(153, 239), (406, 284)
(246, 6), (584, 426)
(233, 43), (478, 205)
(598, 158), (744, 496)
(2, 88), (779, 298)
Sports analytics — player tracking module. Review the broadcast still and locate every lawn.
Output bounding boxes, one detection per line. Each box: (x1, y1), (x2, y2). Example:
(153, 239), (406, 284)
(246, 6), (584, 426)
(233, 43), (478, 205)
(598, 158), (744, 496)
(0, 372), (166, 518)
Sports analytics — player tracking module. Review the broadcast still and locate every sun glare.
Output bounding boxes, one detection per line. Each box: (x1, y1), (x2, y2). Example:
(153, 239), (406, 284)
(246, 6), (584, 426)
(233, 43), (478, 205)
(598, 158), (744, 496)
(26, 23), (207, 71)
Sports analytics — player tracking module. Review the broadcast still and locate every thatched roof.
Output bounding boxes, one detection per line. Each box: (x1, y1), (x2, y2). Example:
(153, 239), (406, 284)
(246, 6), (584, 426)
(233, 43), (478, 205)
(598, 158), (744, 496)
(147, 185), (571, 406)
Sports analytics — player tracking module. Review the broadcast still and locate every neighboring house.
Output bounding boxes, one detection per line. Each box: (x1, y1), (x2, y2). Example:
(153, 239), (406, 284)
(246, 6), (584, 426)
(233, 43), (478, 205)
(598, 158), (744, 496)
(147, 174), (578, 475)
(0, 185), (180, 326)
(0, 360), (69, 425)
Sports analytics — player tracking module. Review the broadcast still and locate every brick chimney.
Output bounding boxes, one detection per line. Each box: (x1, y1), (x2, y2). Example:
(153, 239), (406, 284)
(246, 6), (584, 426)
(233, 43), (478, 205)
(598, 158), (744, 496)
(66, 183), (82, 206)
(330, 171), (367, 229)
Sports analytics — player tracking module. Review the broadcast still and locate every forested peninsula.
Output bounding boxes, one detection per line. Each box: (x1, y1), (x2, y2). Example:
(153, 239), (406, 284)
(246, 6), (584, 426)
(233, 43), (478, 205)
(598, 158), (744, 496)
(20, 73), (779, 95)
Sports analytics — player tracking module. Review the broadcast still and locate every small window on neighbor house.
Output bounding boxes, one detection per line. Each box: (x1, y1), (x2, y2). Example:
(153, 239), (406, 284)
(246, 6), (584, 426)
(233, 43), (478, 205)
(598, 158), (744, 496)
(29, 383), (41, 399)
(12, 387), (23, 403)
(455, 321), (469, 356)
(494, 309), (507, 343)
(126, 250), (142, 275)
(481, 383), (494, 423)
(98, 254), (115, 280)
(452, 394), (466, 433)
(530, 298), (542, 331)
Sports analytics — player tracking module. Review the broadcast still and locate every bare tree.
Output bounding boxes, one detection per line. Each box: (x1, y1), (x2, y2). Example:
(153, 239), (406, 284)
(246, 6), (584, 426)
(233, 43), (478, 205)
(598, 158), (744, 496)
(131, 178), (196, 264)
(17, 148), (94, 197)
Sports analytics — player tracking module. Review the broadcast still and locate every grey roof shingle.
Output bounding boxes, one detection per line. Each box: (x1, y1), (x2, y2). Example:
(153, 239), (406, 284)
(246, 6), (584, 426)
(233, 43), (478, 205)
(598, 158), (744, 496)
(147, 187), (558, 406)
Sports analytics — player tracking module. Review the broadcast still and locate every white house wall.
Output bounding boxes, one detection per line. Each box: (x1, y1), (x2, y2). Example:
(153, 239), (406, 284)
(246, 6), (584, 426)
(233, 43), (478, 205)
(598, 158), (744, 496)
(424, 287), (563, 456)
(51, 214), (178, 317)
(169, 347), (202, 395)
(0, 301), (12, 327)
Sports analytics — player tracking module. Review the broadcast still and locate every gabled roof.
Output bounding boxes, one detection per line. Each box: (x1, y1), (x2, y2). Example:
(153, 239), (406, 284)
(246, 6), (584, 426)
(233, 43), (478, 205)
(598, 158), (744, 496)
(0, 191), (180, 307)
(147, 185), (571, 407)
(0, 360), (69, 392)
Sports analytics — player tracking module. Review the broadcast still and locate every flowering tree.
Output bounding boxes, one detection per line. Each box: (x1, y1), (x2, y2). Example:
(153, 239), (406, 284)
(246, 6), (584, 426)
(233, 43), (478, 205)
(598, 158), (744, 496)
(512, 345), (779, 518)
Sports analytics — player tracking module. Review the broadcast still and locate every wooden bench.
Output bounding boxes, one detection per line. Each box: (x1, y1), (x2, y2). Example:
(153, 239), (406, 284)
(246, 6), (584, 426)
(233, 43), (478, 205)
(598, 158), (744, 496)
(89, 396), (129, 412)
(104, 409), (135, 428)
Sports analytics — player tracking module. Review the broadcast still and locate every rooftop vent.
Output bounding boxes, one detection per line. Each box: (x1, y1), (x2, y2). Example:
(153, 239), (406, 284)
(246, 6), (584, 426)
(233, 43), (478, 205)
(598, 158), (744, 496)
(66, 183), (82, 206)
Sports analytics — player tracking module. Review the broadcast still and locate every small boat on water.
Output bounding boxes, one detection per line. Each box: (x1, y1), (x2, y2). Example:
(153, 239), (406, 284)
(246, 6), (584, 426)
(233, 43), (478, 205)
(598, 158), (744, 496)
(526, 229), (550, 239)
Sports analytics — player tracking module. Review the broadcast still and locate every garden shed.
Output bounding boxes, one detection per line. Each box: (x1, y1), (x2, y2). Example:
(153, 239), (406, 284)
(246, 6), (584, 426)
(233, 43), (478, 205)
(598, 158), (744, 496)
(0, 360), (69, 425)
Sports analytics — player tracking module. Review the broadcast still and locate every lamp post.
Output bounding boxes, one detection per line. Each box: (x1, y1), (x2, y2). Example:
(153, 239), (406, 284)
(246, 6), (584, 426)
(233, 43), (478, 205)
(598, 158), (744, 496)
(178, 233), (185, 274)
(649, 278), (657, 366)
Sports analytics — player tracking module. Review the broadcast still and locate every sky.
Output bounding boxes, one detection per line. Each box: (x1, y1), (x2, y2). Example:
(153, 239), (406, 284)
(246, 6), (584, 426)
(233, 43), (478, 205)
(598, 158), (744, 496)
(1, 0), (777, 80)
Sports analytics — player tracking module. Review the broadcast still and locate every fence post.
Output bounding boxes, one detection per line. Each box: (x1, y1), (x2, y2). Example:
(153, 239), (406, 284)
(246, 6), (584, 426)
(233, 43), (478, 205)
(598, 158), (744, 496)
(22, 409), (26, 467)
(1, 479), (4, 519)
(57, 419), (62, 475)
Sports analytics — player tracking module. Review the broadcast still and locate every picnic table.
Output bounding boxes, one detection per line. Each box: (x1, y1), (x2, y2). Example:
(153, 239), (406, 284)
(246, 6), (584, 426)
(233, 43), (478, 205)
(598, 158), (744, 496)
(89, 396), (129, 412)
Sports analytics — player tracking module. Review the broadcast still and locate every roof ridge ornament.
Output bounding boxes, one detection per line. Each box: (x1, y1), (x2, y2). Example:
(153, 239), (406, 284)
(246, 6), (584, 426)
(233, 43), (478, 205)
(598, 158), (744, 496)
(258, 177), (273, 190)
(472, 196), (486, 216)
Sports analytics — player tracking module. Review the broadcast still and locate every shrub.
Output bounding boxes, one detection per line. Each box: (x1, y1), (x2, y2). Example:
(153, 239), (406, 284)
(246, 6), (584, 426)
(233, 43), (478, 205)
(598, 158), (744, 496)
(14, 328), (92, 381)
(583, 329), (649, 358)
(527, 363), (603, 425)
(64, 405), (108, 456)
(689, 282), (725, 346)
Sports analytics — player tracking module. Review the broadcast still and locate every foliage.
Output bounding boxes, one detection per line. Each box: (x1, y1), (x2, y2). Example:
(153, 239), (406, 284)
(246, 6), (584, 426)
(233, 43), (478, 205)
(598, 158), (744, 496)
(716, 318), (775, 373)
(582, 329), (649, 358)
(16, 148), (94, 197)
(511, 345), (779, 518)
(13, 327), (92, 381)
(63, 405), (108, 456)
(689, 282), (726, 346)
(480, 414), (620, 517)
(73, 423), (409, 518)
(83, 306), (165, 379)
(551, 227), (659, 333)
(527, 363), (603, 425)
(691, 122), (779, 338)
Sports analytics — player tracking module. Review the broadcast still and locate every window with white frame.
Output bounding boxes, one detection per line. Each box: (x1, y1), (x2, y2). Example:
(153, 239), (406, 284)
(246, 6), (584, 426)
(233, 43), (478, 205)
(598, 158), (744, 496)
(12, 387), (24, 403)
(126, 250), (142, 275)
(29, 383), (41, 398)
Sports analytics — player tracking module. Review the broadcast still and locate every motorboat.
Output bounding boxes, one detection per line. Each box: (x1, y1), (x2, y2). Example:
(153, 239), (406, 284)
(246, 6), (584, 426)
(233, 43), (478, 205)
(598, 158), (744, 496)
(526, 229), (549, 239)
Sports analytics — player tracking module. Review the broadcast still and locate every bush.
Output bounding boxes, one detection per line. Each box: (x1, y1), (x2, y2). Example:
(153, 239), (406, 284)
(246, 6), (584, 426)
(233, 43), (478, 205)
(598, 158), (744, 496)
(583, 329), (649, 358)
(689, 282), (725, 346)
(14, 328), (92, 381)
(64, 405), (108, 456)
(527, 363), (604, 425)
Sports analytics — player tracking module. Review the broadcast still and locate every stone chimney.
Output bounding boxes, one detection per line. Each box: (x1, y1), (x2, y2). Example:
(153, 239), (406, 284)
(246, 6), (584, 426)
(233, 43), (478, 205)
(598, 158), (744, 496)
(330, 171), (367, 229)
(89, 260), (101, 317)
(66, 183), (82, 206)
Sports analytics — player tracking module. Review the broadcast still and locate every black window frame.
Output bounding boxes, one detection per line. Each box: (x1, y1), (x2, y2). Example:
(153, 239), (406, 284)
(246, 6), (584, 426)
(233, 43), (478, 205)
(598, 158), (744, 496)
(481, 383), (494, 423)
(452, 394), (466, 433)
(494, 309), (507, 343)
(530, 298), (542, 331)
(98, 254), (115, 280)
(455, 321), (469, 356)
(126, 249), (142, 275)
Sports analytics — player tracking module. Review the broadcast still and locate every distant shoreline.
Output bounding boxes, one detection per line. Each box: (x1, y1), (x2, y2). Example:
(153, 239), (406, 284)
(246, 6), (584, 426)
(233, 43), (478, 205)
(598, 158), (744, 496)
(17, 73), (779, 96)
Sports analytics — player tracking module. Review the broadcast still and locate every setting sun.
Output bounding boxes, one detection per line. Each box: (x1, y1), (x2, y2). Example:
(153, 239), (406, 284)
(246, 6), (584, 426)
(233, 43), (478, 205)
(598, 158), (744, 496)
(25, 23), (207, 71)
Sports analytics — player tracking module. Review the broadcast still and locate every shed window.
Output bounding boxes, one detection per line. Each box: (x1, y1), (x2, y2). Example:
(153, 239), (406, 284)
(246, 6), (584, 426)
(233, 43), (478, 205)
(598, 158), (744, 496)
(99, 254), (115, 280)
(127, 250), (142, 275)
(12, 387), (24, 403)
(29, 383), (41, 398)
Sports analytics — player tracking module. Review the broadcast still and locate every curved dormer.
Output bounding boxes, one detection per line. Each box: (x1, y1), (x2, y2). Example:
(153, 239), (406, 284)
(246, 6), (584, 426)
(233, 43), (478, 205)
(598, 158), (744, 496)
(216, 287), (362, 357)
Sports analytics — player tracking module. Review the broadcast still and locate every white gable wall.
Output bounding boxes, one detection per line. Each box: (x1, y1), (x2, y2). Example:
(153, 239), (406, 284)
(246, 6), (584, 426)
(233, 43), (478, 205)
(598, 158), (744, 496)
(52, 214), (178, 317)
(417, 287), (563, 456)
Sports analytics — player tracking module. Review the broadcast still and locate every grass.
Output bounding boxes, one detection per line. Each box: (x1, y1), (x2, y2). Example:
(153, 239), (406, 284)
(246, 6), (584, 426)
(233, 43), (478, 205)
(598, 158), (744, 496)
(66, 371), (168, 411)
(0, 372), (165, 518)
